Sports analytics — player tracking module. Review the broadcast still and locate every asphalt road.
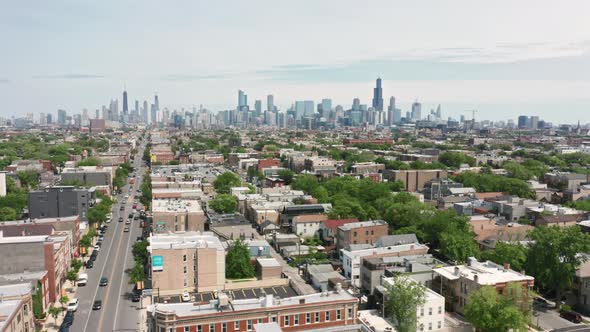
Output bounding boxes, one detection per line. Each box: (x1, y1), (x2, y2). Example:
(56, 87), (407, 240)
(69, 144), (146, 332)
(534, 304), (580, 331)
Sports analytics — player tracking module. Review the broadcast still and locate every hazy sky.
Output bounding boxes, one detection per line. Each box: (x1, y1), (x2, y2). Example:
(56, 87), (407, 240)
(1, 0), (590, 122)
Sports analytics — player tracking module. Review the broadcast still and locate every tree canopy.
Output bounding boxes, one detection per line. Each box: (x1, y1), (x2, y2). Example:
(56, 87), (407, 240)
(525, 226), (590, 304)
(225, 239), (255, 279)
(464, 284), (529, 332)
(384, 276), (426, 332)
(213, 172), (242, 194)
(209, 194), (238, 213)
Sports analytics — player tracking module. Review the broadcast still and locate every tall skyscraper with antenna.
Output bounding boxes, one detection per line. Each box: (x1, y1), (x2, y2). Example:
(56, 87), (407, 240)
(122, 89), (129, 116)
(372, 77), (384, 111)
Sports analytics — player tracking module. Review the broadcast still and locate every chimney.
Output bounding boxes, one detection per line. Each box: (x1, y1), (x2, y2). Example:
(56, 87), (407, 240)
(473, 274), (479, 284)
(454, 266), (460, 276)
(503, 263), (511, 270)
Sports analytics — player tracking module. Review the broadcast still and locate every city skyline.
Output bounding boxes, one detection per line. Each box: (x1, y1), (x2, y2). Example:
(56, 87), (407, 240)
(2, 1), (590, 122)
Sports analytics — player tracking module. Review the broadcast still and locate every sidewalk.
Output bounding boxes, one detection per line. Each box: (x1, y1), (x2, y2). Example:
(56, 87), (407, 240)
(41, 279), (80, 332)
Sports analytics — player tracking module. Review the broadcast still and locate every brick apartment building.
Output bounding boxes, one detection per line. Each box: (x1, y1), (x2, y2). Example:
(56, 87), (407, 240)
(0, 234), (72, 303)
(257, 158), (281, 171)
(336, 220), (389, 251)
(152, 199), (206, 233)
(147, 288), (359, 332)
(383, 169), (448, 192)
(149, 232), (225, 295)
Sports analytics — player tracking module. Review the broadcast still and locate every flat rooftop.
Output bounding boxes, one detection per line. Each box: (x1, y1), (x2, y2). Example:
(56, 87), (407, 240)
(149, 289), (355, 317)
(433, 259), (534, 285)
(339, 220), (387, 231)
(152, 198), (203, 214)
(149, 231), (223, 251)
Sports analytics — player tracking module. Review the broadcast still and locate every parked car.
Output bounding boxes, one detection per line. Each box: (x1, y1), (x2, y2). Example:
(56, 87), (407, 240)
(98, 235), (104, 242)
(99, 277), (108, 286)
(560, 311), (582, 323)
(182, 291), (190, 302)
(131, 293), (141, 302)
(124, 227), (130, 232)
(92, 300), (102, 310)
(85, 260), (94, 268)
(61, 311), (74, 328)
(67, 298), (79, 312)
(93, 245), (100, 251)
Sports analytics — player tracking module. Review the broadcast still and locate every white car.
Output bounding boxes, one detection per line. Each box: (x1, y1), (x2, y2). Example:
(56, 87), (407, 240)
(182, 291), (190, 302)
(67, 298), (79, 311)
(93, 245), (100, 252)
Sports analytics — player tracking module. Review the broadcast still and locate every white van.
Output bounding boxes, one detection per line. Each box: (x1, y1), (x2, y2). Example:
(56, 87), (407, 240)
(77, 273), (88, 286)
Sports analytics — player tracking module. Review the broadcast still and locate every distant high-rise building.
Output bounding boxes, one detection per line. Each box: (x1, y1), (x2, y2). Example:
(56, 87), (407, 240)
(387, 97), (396, 126)
(254, 100), (262, 116)
(352, 98), (361, 111)
(294, 101), (305, 120)
(303, 100), (314, 118)
(238, 90), (247, 108)
(46, 113), (52, 124)
(267, 94), (275, 112)
(372, 78), (384, 111)
(142, 100), (149, 123)
(435, 104), (442, 118)
(57, 109), (67, 126)
(530, 116), (539, 130)
(320, 99), (332, 119)
(517, 115), (529, 129)
(122, 90), (129, 116)
(411, 101), (422, 121)
(134, 100), (139, 115)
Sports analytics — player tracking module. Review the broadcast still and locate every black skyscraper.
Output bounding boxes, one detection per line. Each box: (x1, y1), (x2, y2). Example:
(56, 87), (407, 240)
(122, 90), (129, 115)
(372, 77), (384, 111)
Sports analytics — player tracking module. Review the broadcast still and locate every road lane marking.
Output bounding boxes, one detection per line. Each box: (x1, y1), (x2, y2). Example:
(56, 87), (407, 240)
(82, 202), (123, 332)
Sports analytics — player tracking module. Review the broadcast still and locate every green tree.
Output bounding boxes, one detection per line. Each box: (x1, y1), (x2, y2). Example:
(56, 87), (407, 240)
(525, 226), (590, 305)
(59, 295), (69, 310)
(129, 262), (145, 284)
(439, 226), (480, 263)
(76, 157), (101, 166)
(464, 285), (528, 332)
(17, 170), (40, 189)
(439, 151), (475, 168)
(291, 174), (319, 194)
(66, 269), (78, 286)
(0, 206), (18, 221)
(480, 243), (528, 272)
(71, 259), (83, 272)
(277, 169), (295, 184)
(209, 194), (237, 213)
(32, 281), (45, 319)
(384, 276), (426, 332)
(213, 172), (242, 194)
(225, 239), (255, 279)
(311, 186), (329, 203)
(48, 305), (62, 325)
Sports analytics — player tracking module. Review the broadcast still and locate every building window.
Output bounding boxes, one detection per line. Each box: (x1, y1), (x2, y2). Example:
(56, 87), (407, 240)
(365, 230), (368, 235)
(258, 319), (263, 324)
(371, 230), (374, 235)
(438, 306), (442, 314)
(184, 266), (187, 274)
(325, 311), (330, 321)
(198, 325), (202, 332)
(183, 255), (187, 261)
(210, 324), (215, 332)
(428, 322), (432, 330)
(315, 312), (320, 322)
(353, 231), (357, 237)
(222, 323), (227, 332)
(247, 320), (252, 331)
(235, 321), (240, 330)
(419, 324), (424, 331)
(284, 316), (289, 326)
(428, 307), (432, 315)
(271, 316), (277, 323)
(420, 308), (424, 316)
(348, 308), (353, 319)
(336, 309), (342, 320)
(438, 321), (442, 329)
(185, 327), (190, 332)
(306, 313), (311, 323)
(294, 314), (299, 325)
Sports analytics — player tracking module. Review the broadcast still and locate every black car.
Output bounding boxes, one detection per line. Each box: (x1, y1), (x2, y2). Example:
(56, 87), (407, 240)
(62, 311), (74, 327)
(99, 277), (108, 286)
(118, 217), (124, 222)
(131, 293), (141, 302)
(560, 311), (582, 323)
(85, 260), (94, 268)
(120, 205), (125, 211)
(92, 300), (102, 310)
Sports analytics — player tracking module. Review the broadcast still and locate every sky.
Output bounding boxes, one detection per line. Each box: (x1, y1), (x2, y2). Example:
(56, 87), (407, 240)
(1, 1), (590, 123)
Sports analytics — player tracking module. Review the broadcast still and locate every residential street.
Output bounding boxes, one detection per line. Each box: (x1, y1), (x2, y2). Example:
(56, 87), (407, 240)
(69, 144), (146, 332)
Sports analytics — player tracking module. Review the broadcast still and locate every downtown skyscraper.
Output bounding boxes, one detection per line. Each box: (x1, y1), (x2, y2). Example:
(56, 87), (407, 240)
(122, 90), (129, 117)
(372, 77), (384, 111)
